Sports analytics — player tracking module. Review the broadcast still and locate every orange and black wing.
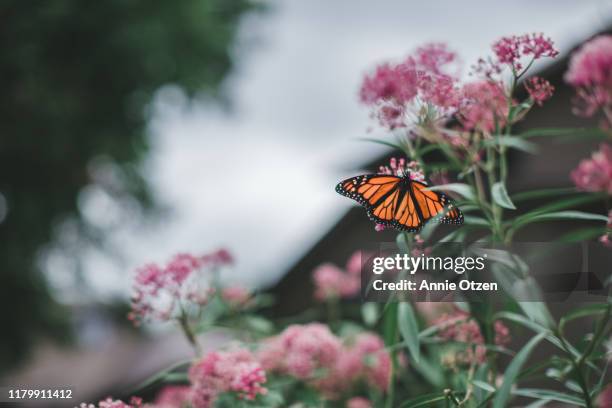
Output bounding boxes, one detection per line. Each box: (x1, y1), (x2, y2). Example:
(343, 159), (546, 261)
(407, 180), (464, 227)
(335, 174), (409, 227)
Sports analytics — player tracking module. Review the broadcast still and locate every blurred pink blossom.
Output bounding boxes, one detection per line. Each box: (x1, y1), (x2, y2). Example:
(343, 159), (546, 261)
(597, 383), (612, 408)
(570, 144), (612, 194)
(190, 348), (267, 407)
(524, 76), (554, 106)
(434, 308), (510, 364)
(153, 386), (191, 408)
(378, 158), (425, 183)
(346, 397), (373, 408)
(221, 286), (252, 308)
(360, 44), (460, 129)
(312, 251), (365, 301)
(334, 333), (392, 392)
(257, 323), (342, 380)
(457, 81), (509, 132)
(128, 249), (233, 324)
(565, 35), (612, 121)
(78, 398), (144, 408)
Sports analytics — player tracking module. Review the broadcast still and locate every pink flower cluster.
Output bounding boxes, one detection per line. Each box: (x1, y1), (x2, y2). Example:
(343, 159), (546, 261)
(77, 397), (144, 408)
(571, 144), (612, 195)
(152, 386), (191, 408)
(128, 249), (233, 324)
(565, 35), (612, 120)
(360, 43), (460, 129)
(258, 323), (342, 379)
(361, 34), (558, 131)
(189, 348), (267, 407)
(457, 80), (509, 133)
(312, 252), (363, 301)
(434, 308), (510, 364)
(491, 33), (558, 72)
(333, 333), (392, 391)
(524, 76), (555, 106)
(258, 324), (392, 398)
(378, 157), (425, 183)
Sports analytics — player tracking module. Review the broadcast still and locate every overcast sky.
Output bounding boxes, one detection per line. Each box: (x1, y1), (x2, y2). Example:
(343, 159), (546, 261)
(43, 0), (612, 300)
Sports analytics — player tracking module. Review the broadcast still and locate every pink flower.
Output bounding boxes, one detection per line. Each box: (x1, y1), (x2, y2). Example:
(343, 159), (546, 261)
(346, 397), (373, 408)
(221, 286), (252, 308)
(565, 35), (612, 120)
(257, 323), (342, 380)
(334, 333), (392, 392)
(77, 398), (144, 408)
(360, 44), (461, 129)
(492, 33), (558, 72)
(524, 76), (554, 106)
(360, 62), (418, 106)
(374, 223), (388, 232)
(378, 158), (425, 182)
(598, 383), (612, 408)
(457, 81), (509, 132)
(571, 144), (612, 194)
(190, 348), (267, 407)
(599, 210), (612, 248)
(434, 308), (510, 364)
(566, 35), (612, 87)
(414, 43), (458, 76)
(129, 249), (233, 324)
(312, 251), (365, 301)
(154, 386), (191, 408)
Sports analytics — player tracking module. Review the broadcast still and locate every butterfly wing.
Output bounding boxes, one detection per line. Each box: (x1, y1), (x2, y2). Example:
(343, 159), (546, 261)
(407, 180), (464, 227)
(336, 175), (463, 232)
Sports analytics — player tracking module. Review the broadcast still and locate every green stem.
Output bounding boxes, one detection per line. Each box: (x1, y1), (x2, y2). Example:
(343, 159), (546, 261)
(178, 312), (201, 356)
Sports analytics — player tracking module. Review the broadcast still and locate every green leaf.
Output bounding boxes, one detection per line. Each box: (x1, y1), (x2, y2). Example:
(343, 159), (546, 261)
(396, 232), (411, 255)
(472, 380), (496, 393)
(383, 302), (399, 346)
(511, 187), (576, 202)
(559, 303), (609, 334)
(493, 332), (546, 408)
(362, 303), (380, 327)
(513, 388), (586, 406)
(426, 183), (476, 201)
(510, 193), (607, 229)
(517, 127), (608, 141)
(512, 210), (609, 232)
(491, 182), (516, 210)
(557, 227), (607, 242)
(464, 215), (491, 227)
(242, 315), (274, 334)
(484, 136), (538, 153)
(398, 392), (447, 408)
(357, 137), (404, 151)
(495, 311), (549, 334)
(398, 302), (420, 363)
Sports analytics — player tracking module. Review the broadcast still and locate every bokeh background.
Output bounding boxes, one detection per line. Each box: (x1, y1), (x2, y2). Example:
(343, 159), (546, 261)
(1, 0), (612, 404)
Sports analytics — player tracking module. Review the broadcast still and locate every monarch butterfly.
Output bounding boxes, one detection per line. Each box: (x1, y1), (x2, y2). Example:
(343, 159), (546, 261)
(335, 172), (463, 232)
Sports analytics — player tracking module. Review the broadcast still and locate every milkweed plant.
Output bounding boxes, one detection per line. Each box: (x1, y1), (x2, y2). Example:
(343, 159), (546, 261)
(79, 33), (612, 408)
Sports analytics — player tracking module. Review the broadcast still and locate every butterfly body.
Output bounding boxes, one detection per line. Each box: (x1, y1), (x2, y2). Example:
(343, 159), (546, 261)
(335, 173), (463, 232)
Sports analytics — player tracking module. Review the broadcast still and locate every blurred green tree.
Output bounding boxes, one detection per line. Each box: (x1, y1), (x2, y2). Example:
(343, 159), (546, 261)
(0, 0), (255, 370)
